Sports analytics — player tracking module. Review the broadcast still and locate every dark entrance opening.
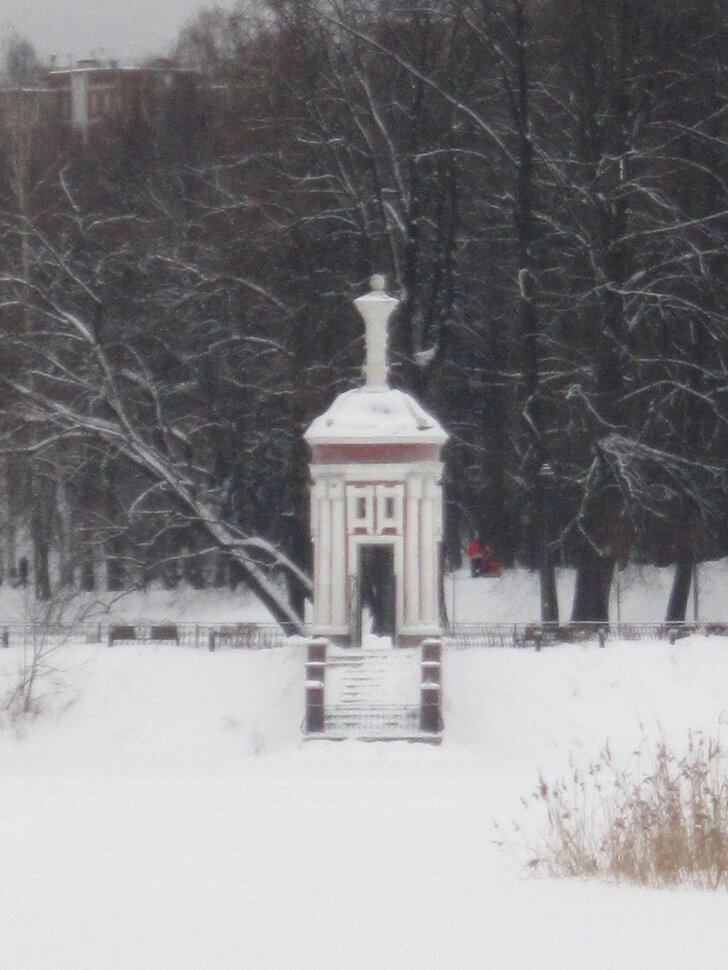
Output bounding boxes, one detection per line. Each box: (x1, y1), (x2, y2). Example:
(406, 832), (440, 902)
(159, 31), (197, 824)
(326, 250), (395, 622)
(358, 544), (396, 643)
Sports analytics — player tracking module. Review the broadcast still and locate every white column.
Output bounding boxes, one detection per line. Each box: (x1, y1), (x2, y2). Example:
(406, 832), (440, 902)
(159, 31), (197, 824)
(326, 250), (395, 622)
(353, 276), (399, 390)
(405, 477), (422, 626)
(329, 478), (346, 626)
(71, 72), (89, 135)
(420, 478), (436, 625)
(432, 467), (444, 541)
(316, 480), (332, 626)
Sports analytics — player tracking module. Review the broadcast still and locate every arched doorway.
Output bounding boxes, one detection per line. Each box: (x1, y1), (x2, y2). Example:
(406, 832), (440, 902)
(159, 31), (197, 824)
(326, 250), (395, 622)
(358, 543), (395, 644)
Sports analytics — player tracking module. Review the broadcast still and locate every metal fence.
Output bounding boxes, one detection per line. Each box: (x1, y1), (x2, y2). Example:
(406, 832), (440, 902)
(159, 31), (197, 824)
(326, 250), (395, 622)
(1, 619), (726, 652)
(323, 704), (422, 738)
(0, 621), (304, 651)
(443, 621), (728, 649)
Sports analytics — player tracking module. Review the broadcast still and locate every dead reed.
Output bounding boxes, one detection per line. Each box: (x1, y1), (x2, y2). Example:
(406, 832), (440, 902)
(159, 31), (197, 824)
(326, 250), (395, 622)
(524, 735), (728, 890)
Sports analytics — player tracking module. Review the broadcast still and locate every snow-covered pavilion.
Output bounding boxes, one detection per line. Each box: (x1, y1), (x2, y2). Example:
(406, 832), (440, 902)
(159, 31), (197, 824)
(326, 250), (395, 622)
(305, 276), (448, 647)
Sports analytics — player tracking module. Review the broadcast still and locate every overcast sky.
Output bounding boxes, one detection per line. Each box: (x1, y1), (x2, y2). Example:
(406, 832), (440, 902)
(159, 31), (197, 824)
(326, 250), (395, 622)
(1, 0), (232, 65)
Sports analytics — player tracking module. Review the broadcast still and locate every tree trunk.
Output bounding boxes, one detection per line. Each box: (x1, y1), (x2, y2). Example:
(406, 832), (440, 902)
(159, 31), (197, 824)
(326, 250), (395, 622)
(538, 467), (559, 623)
(540, 561), (559, 623)
(666, 559), (693, 623)
(571, 546), (614, 622)
(183, 546), (206, 589)
(56, 477), (75, 587)
(284, 432), (311, 623)
(30, 475), (53, 600)
(438, 543), (449, 627)
(443, 498), (462, 574)
(80, 559), (96, 591)
(31, 520), (51, 600)
(106, 548), (126, 592)
(33, 539), (51, 600)
(213, 551), (228, 588)
(4, 460), (18, 582)
(5, 520), (17, 583)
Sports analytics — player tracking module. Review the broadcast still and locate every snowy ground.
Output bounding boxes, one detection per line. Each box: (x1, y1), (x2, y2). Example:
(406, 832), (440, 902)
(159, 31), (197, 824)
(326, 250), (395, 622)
(2, 564), (728, 968)
(2, 627), (728, 969)
(447, 556), (728, 625)
(2, 555), (725, 627)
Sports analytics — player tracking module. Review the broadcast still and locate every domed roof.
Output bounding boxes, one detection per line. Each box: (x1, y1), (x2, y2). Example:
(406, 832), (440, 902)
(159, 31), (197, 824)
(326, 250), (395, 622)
(305, 386), (447, 446)
(305, 276), (448, 451)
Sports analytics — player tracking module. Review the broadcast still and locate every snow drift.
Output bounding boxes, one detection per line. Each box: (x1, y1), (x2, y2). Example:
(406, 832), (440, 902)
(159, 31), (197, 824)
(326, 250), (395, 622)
(1, 634), (728, 969)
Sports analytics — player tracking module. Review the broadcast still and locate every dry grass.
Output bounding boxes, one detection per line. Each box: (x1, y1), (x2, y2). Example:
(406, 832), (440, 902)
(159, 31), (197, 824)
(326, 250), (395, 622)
(1, 592), (97, 722)
(523, 736), (728, 890)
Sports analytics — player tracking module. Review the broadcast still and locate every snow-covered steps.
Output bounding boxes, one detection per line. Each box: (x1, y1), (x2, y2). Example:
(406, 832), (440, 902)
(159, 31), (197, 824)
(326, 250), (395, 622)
(304, 642), (443, 743)
(324, 704), (422, 740)
(327, 646), (422, 706)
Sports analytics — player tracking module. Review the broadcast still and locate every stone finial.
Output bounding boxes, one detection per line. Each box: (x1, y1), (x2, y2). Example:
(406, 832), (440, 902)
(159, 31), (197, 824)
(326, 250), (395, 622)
(353, 275), (399, 390)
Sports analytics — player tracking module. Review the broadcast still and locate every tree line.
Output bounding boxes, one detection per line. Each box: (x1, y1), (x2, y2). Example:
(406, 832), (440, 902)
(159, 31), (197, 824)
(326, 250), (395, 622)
(1, 0), (727, 627)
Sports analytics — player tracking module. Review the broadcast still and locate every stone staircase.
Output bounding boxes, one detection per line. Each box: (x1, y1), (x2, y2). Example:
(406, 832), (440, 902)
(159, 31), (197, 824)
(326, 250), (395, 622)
(305, 642), (442, 742)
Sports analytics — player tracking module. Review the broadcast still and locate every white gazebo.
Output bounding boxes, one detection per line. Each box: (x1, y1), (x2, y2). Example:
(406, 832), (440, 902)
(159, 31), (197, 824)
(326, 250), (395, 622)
(304, 276), (448, 647)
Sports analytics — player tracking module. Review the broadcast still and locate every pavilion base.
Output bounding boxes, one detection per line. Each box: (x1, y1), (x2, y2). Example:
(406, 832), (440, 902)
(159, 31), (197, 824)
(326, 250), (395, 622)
(304, 732), (442, 744)
(303, 638), (443, 743)
(310, 631), (442, 649)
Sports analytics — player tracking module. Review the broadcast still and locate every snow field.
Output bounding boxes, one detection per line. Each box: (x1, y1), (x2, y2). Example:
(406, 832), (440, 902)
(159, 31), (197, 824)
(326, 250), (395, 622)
(2, 636), (728, 968)
(1, 557), (727, 629)
(448, 557), (728, 624)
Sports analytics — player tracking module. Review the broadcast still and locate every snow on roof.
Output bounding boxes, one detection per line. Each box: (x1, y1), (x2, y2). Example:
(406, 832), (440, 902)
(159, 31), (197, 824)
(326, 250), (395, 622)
(47, 65), (196, 77)
(305, 386), (447, 445)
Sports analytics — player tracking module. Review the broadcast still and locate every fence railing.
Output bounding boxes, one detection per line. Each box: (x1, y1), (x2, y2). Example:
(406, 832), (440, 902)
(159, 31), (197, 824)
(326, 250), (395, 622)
(1, 619), (726, 652)
(444, 621), (728, 649)
(323, 704), (422, 737)
(0, 621), (304, 651)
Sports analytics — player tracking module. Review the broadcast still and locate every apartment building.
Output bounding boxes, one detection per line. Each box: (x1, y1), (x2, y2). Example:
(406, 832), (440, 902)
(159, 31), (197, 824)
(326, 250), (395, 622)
(25, 60), (199, 142)
(46, 59), (199, 141)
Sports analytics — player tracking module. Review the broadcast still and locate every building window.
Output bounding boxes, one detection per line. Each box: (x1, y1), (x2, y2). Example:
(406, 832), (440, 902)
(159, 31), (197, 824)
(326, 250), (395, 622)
(376, 485), (403, 534)
(347, 485), (375, 533)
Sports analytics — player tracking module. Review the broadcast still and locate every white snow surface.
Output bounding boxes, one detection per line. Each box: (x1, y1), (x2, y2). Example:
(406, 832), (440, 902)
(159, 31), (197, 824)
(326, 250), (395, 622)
(1, 557), (724, 627)
(304, 386), (447, 443)
(448, 557), (728, 624)
(2, 629), (728, 968)
(0, 583), (277, 625)
(2, 566), (728, 968)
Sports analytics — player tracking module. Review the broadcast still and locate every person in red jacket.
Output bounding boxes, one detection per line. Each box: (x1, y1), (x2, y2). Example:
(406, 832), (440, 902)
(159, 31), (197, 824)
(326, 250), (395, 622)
(467, 534), (503, 578)
(467, 533), (486, 577)
(481, 546), (503, 577)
